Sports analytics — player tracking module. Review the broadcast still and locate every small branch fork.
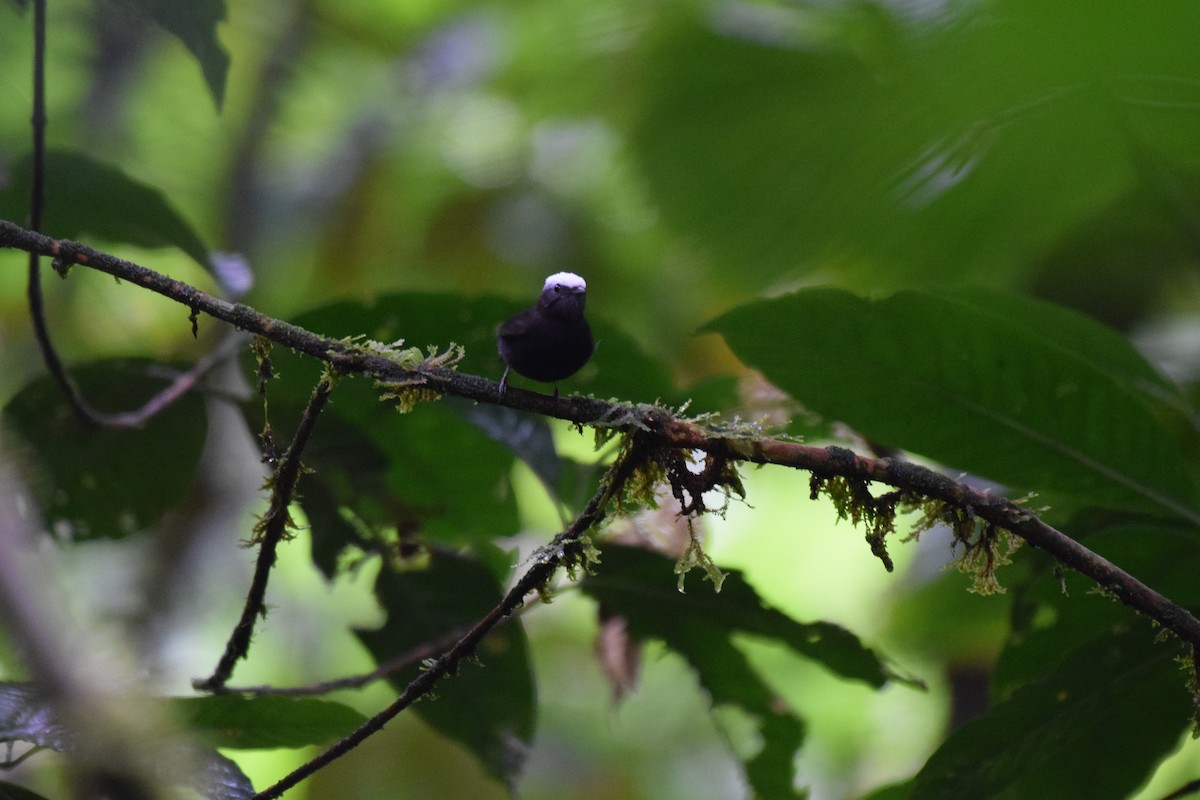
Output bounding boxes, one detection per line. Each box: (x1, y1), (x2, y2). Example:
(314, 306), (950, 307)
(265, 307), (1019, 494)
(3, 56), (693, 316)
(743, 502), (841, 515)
(4, 221), (1200, 792)
(3, 220), (1200, 646)
(252, 433), (654, 800)
(23, 13), (228, 431)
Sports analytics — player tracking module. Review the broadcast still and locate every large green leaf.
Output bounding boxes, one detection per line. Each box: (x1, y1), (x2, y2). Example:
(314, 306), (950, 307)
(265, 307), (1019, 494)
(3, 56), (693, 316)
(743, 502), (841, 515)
(0, 151), (213, 272)
(354, 549), (535, 793)
(909, 625), (1190, 800)
(630, 1), (1200, 288)
(702, 287), (1200, 522)
(2, 361), (208, 540)
(581, 544), (900, 799)
(243, 325), (520, 556)
(312, 384), (522, 548)
(172, 695), (366, 750)
(995, 519), (1200, 697)
(114, 0), (229, 108)
(583, 544), (895, 687)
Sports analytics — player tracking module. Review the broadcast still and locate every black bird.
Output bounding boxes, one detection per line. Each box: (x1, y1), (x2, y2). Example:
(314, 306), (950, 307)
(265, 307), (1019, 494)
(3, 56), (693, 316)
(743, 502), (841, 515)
(497, 271), (595, 398)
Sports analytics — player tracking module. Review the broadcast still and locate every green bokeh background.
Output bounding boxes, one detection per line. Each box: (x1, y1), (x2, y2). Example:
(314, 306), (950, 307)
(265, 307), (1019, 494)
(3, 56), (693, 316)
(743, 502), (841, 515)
(2, 0), (1200, 797)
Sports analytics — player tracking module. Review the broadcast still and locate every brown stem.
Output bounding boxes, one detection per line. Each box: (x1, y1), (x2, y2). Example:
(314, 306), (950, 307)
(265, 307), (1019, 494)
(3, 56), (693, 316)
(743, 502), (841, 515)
(195, 377), (335, 692)
(251, 433), (654, 799)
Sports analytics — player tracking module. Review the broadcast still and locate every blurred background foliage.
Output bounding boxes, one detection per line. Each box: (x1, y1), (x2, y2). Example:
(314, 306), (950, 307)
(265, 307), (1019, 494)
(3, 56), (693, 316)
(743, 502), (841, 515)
(2, 0), (1200, 797)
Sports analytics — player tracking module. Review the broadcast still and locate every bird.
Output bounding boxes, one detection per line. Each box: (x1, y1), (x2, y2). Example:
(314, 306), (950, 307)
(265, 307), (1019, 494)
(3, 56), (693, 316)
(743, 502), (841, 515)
(497, 271), (595, 399)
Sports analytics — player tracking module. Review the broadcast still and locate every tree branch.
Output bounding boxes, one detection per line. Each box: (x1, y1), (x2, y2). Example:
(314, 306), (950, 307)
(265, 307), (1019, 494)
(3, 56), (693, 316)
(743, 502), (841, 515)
(195, 376), (335, 692)
(251, 432), (656, 799)
(1, 220), (1198, 651)
(220, 625), (469, 698)
(25, 0), (99, 426)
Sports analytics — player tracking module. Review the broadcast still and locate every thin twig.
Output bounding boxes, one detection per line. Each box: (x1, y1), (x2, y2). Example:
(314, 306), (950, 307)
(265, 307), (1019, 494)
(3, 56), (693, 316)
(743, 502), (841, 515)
(251, 433), (654, 800)
(223, 593), (549, 697)
(22, 9), (232, 431)
(0, 743), (45, 769)
(24, 0), (96, 424)
(195, 377), (335, 692)
(221, 626), (469, 698)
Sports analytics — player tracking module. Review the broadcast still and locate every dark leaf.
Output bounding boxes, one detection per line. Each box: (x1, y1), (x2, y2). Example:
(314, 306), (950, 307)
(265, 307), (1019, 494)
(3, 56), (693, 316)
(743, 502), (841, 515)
(581, 544), (902, 799)
(581, 544), (896, 688)
(451, 398), (562, 498)
(243, 344), (520, 557)
(172, 695), (366, 750)
(858, 781), (915, 800)
(355, 549), (535, 793)
(282, 410), (396, 579)
(0, 782), (54, 800)
(0, 683), (255, 800)
(996, 519), (1200, 697)
(0, 683), (71, 752)
(702, 287), (1200, 522)
(192, 752), (256, 800)
(3, 361), (208, 540)
(113, 0), (229, 108)
(0, 151), (214, 272)
(910, 625), (1190, 800)
(338, 396), (521, 547)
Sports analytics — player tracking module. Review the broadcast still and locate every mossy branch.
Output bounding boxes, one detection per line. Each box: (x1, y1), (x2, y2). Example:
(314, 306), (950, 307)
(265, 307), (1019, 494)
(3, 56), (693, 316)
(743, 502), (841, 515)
(3, 219), (1200, 650)
(252, 431), (657, 800)
(194, 375), (336, 693)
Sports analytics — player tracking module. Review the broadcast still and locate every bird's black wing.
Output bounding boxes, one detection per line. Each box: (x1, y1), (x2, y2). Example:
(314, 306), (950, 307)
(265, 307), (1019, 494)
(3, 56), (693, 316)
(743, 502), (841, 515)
(497, 309), (538, 341)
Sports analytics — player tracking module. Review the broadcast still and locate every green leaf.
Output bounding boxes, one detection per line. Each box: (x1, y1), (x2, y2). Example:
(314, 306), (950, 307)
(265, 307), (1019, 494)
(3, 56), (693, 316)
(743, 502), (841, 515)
(299, 412), (395, 578)
(582, 544), (895, 688)
(702, 287), (1200, 522)
(172, 695), (366, 750)
(630, 3), (1200, 289)
(244, 346), (521, 553)
(454, 400), (563, 498)
(858, 781), (914, 800)
(910, 625), (1190, 800)
(113, 0), (229, 108)
(0, 150), (214, 272)
(0, 782), (54, 800)
(581, 544), (900, 799)
(354, 549), (535, 792)
(341, 392), (522, 546)
(996, 519), (1200, 697)
(2, 361), (208, 540)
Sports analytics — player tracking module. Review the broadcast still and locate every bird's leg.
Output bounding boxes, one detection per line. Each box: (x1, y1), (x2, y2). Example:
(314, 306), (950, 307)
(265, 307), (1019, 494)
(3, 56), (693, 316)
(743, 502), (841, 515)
(499, 367), (511, 397)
